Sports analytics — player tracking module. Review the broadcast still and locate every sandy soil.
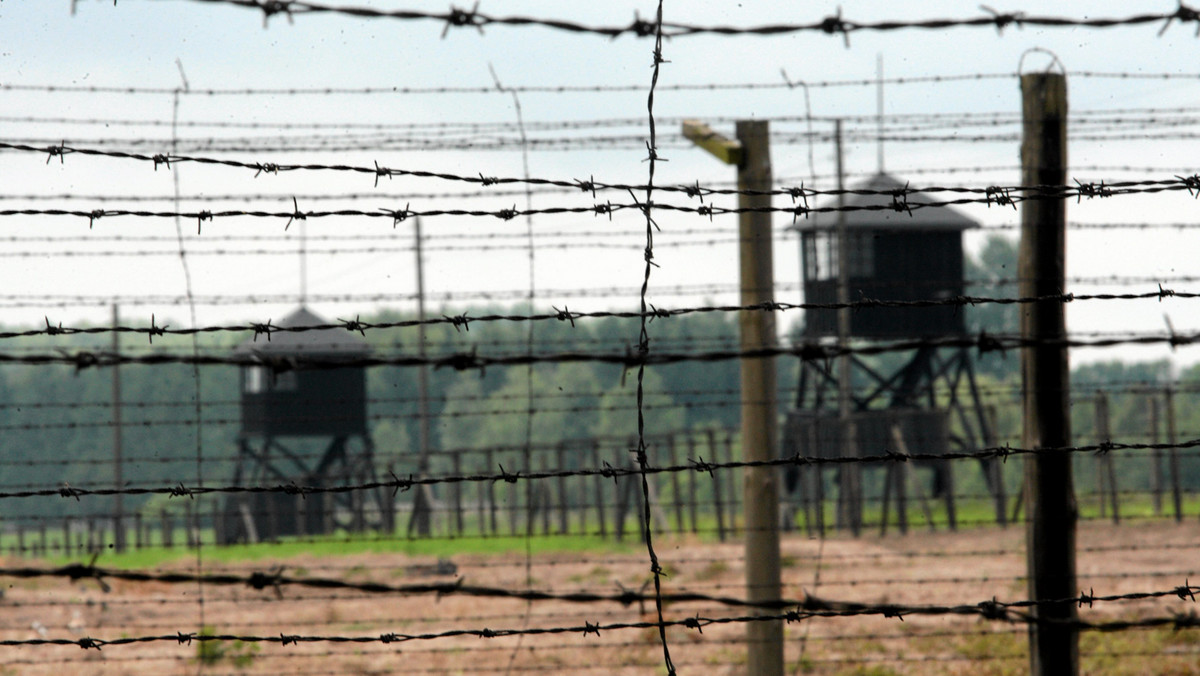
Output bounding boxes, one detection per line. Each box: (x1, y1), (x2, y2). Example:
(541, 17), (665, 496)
(2, 520), (1197, 675)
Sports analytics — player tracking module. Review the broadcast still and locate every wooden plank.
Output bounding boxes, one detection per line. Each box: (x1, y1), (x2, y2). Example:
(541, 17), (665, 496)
(682, 119), (743, 165)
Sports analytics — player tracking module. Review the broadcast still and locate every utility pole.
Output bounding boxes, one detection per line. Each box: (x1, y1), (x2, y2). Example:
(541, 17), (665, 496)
(682, 119), (783, 676)
(111, 304), (125, 553)
(1019, 71), (1078, 676)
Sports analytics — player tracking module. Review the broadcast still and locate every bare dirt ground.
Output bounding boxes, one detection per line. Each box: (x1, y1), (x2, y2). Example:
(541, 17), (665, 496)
(2, 520), (1198, 675)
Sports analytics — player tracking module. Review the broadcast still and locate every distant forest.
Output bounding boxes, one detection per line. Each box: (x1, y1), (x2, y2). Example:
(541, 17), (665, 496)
(1, 234), (1197, 522)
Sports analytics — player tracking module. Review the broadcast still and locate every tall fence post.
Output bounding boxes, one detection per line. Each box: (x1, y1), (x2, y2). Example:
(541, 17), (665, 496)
(1148, 394), (1164, 516)
(685, 434), (699, 533)
(111, 304), (126, 553)
(1020, 70), (1078, 676)
(556, 443), (569, 534)
(1165, 387), (1183, 522)
(1093, 392), (1119, 524)
(666, 435), (683, 532)
(707, 429), (727, 542)
(683, 117), (782, 676)
(591, 442), (608, 538)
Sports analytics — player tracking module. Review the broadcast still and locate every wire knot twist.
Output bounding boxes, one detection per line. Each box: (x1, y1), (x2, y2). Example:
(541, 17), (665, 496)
(689, 456), (716, 477)
(628, 12), (657, 37)
(442, 2), (484, 38)
(45, 141), (69, 164)
(254, 162), (279, 178)
(552, 306), (577, 327)
(383, 203), (412, 227)
(985, 185), (1017, 210)
(1177, 173), (1200, 197)
(819, 8), (851, 47)
(977, 597), (1008, 620)
(444, 313), (471, 332)
(284, 196), (306, 230)
(250, 320), (279, 341)
(1074, 178), (1113, 202)
(339, 315), (368, 336)
(981, 6), (1024, 34)
(1175, 579), (1197, 602)
(389, 471), (414, 496)
(575, 176), (597, 197)
(1159, 2), (1200, 36)
(890, 182), (913, 216)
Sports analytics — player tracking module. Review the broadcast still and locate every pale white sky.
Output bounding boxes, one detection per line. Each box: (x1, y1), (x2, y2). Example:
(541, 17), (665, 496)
(2, 1), (1199, 365)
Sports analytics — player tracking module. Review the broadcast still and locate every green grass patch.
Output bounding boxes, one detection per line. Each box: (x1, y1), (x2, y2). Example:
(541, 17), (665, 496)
(56, 530), (638, 570)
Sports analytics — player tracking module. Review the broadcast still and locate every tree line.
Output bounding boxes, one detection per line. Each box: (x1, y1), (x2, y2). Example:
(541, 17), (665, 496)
(0, 235), (1196, 523)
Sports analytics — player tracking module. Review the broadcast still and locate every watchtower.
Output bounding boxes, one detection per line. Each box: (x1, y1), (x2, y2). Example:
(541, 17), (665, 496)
(219, 306), (390, 543)
(783, 172), (1005, 533)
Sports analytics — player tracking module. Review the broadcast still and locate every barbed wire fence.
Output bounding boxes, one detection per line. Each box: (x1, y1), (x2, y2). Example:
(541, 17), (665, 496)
(3, 3), (1200, 675)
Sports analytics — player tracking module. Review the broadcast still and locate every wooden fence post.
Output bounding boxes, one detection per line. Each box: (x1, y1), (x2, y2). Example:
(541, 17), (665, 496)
(592, 442), (608, 538)
(1020, 70), (1078, 676)
(485, 448), (498, 534)
(1093, 392), (1119, 524)
(1165, 387), (1183, 522)
(707, 429), (727, 543)
(666, 435), (684, 533)
(685, 434), (699, 533)
(1149, 394), (1164, 516)
(556, 443), (569, 534)
(452, 449), (464, 535)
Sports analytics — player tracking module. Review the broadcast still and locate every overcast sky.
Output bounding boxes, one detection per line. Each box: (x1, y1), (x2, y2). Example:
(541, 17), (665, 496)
(2, 1), (1199, 366)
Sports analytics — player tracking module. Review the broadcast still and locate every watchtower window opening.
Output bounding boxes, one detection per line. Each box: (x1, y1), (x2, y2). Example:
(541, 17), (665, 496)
(245, 366), (267, 394)
(804, 231), (874, 281)
(244, 367), (297, 393)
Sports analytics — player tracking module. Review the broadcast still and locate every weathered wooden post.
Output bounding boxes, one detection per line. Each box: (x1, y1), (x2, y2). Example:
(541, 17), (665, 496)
(685, 433), (699, 533)
(707, 428), (728, 543)
(592, 442), (608, 538)
(1149, 394), (1164, 516)
(161, 509), (174, 549)
(681, 122), (783, 676)
(1020, 70), (1078, 676)
(666, 435), (684, 532)
(1093, 391), (1119, 523)
(556, 443), (569, 534)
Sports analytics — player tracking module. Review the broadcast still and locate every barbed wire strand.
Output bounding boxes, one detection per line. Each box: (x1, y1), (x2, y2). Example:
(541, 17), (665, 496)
(153, 2), (1200, 41)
